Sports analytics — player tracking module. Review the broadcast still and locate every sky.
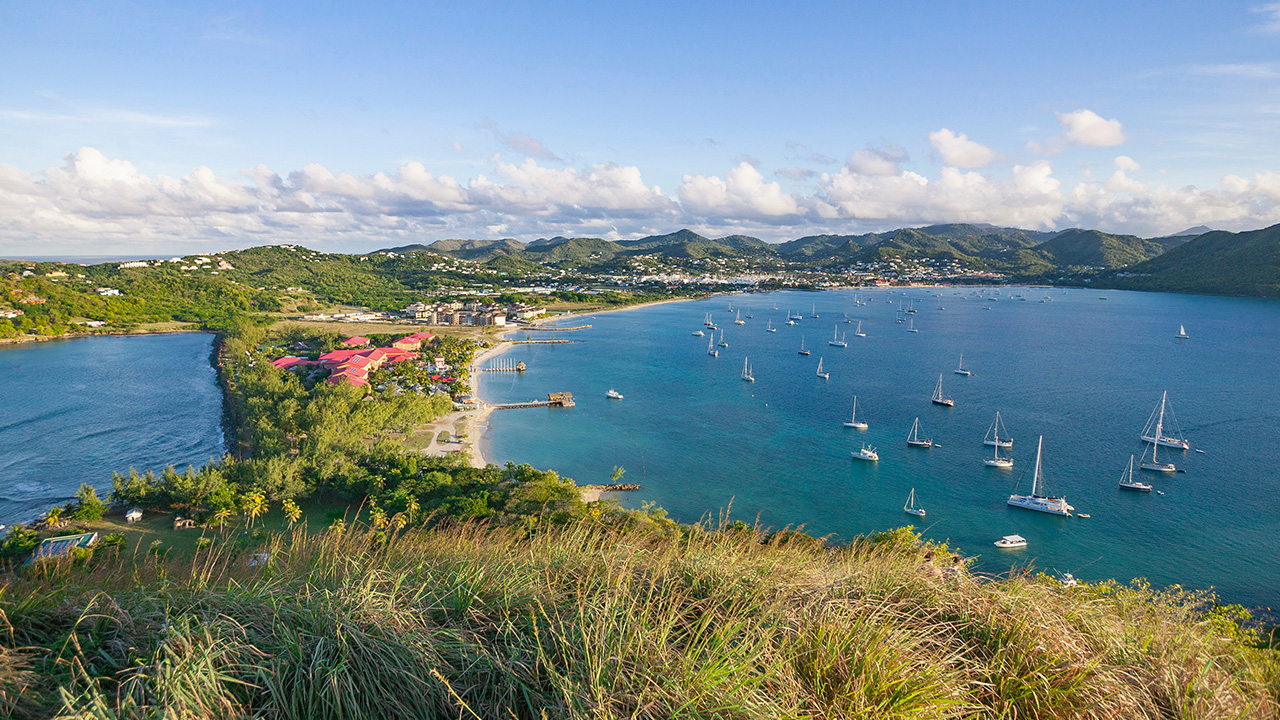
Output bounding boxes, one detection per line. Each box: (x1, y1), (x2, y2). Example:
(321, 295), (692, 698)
(3, 1), (1280, 255)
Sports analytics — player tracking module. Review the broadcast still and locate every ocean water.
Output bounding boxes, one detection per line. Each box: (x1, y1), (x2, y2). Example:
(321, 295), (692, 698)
(479, 288), (1280, 608)
(0, 334), (226, 524)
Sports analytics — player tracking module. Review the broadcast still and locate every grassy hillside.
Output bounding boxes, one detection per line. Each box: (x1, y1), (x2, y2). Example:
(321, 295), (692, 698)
(4, 520), (1276, 719)
(1036, 229), (1165, 268)
(1112, 224), (1280, 297)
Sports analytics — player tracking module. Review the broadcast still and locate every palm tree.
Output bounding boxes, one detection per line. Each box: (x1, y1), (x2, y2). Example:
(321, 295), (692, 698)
(282, 499), (302, 527)
(405, 496), (420, 524)
(44, 506), (64, 529)
(212, 507), (233, 528)
(242, 492), (267, 528)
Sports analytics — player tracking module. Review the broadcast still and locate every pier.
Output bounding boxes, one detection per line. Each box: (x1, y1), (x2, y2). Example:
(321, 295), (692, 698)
(525, 324), (591, 331)
(489, 392), (575, 410)
(512, 339), (574, 345)
(482, 359), (526, 372)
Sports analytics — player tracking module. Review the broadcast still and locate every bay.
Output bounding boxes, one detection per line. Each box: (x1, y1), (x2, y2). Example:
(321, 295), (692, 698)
(480, 288), (1280, 608)
(0, 333), (226, 524)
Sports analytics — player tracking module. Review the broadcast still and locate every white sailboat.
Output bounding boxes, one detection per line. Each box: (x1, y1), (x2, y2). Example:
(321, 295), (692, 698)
(798, 336), (810, 356)
(983, 436), (1013, 468)
(983, 412), (1013, 448)
(1139, 441), (1175, 473)
(1175, 324), (1189, 339)
(843, 396), (868, 429)
(734, 310), (745, 325)
(810, 304), (819, 318)
(931, 374), (954, 407)
(707, 335), (718, 357)
(717, 329), (728, 348)
(766, 319), (776, 333)
(852, 443), (879, 461)
(816, 357), (829, 380)
(1141, 391), (1190, 450)
(828, 326), (847, 347)
(1007, 437), (1073, 516)
(954, 353), (971, 376)
(741, 357), (754, 383)
(907, 318), (919, 333)
(903, 488), (925, 517)
(704, 313), (714, 327)
(1118, 455), (1153, 491)
(854, 321), (866, 337)
(906, 417), (933, 448)
(692, 329), (704, 337)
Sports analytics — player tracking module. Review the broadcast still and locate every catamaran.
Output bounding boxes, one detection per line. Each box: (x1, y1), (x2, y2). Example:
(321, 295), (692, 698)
(1175, 324), (1189, 339)
(734, 310), (745, 325)
(843, 396), (868, 428)
(741, 357), (754, 383)
(798, 337), (810, 356)
(766, 319), (776, 332)
(717, 329), (728, 348)
(1141, 391), (1189, 450)
(983, 412), (1013, 448)
(906, 417), (933, 448)
(1118, 455), (1153, 491)
(828, 326), (847, 347)
(954, 354), (971, 376)
(931, 375), (954, 407)
(1007, 437), (1073, 516)
(852, 443), (879, 461)
(994, 534), (1027, 548)
(903, 488), (925, 517)
(854, 321), (866, 337)
(816, 357), (829, 380)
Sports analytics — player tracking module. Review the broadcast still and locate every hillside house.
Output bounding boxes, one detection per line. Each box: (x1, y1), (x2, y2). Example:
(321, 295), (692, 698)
(32, 532), (98, 561)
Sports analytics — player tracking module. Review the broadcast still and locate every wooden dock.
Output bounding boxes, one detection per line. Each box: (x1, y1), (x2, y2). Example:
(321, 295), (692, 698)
(489, 392), (575, 410)
(525, 324), (591, 331)
(511, 339), (574, 345)
(482, 359), (526, 372)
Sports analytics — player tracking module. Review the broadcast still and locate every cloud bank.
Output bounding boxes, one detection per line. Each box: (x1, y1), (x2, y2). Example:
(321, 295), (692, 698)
(4, 113), (1280, 254)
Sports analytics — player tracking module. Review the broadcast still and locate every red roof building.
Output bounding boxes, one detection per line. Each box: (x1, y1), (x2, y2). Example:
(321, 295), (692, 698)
(341, 336), (371, 347)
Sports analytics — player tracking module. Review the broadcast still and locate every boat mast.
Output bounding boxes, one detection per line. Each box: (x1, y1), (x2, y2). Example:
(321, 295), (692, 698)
(1033, 436), (1043, 496)
(1153, 393), (1166, 463)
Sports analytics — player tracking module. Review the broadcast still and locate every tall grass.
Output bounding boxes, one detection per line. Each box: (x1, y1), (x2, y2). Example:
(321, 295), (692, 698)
(2, 519), (1276, 719)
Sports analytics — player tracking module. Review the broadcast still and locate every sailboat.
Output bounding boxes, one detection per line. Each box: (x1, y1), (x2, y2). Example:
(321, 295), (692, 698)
(954, 354), (971, 376)
(815, 357), (829, 380)
(707, 336), (718, 357)
(1141, 391), (1190, 449)
(931, 375), (954, 407)
(1007, 437), (1073, 516)
(810, 304), (819, 318)
(903, 488), (926, 517)
(906, 417), (933, 448)
(766, 319), (776, 333)
(1175, 324), (1189, 340)
(983, 433), (1013, 468)
(741, 357), (754, 383)
(798, 336), (810, 356)
(717, 329), (728, 348)
(828, 326), (847, 347)
(1118, 455), (1153, 491)
(854, 321), (866, 337)
(786, 310), (798, 325)
(692, 329), (704, 337)
(734, 310), (745, 325)
(843, 312), (853, 324)
(907, 318), (919, 332)
(904, 300), (916, 315)
(704, 313), (714, 327)
(1139, 440), (1175, 473)
(984, 412), (1012, 447)
(842, 396), (868, 428)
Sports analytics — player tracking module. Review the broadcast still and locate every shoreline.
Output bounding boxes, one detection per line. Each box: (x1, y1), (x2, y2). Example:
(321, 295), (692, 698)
(0, 327), (205, 347)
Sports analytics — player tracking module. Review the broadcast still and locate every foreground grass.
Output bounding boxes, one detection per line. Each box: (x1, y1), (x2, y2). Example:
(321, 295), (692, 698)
(2, 520), (1277, 719)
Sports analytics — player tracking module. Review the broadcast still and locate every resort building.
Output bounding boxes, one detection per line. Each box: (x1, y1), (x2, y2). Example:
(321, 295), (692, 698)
(341, 336), (371, 347)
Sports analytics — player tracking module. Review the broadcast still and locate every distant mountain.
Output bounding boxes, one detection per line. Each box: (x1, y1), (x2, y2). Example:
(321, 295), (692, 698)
(523, 237), (618, 264)
(776, 233), (880, 259)
(1113, 224), (1280, 297)
(1171, 225), (1212, 236)
(1035, 229), (1164, 268)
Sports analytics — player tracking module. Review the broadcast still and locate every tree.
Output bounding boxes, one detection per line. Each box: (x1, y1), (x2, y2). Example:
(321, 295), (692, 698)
(212, 507), (233, 528)
(241, 491), (267, 527)
(0, 526), (39, 561)
(72, 484), (106, 522)
(609, 466), (626, 483)
(282, 498), (302, 526)
(44, 506), (64, 529)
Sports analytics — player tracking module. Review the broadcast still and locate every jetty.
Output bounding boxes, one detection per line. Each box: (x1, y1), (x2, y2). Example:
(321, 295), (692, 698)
(512, 339), (574, 345)
(525, 325), (591, 331)
(489, 392), (575, 410)
(482, 359), (526, 372)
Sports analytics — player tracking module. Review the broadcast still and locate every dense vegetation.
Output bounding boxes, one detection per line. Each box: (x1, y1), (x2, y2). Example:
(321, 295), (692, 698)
(1103, 224), (1280, 298)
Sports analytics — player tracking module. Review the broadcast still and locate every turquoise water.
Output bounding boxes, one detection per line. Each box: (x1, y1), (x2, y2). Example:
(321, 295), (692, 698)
(0, 334), (226, 524)
(480, 288), (1280, 608)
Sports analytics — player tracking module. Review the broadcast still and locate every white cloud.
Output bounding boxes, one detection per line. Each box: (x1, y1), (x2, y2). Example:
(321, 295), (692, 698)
(1057, 109), (1127, 147)
(482, 120), (560, 162)
(844, 143), (909, 176)
(927, 129), (997, 168)
(1252, 3), (1280, 32)
(678, 162), (800, 219)
(1192, 63), (1280, 78)
(1114, 155), (1141, 172)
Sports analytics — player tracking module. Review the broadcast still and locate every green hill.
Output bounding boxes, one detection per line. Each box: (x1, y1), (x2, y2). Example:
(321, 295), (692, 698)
(1035, 229), (1165, 268)
(1111, 224), (1280, 297)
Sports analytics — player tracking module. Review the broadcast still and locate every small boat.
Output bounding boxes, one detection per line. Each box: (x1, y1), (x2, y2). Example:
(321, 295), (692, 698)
(852, 444), (879, 461)
(843, 312), (853, 324)
(903, 488), (926, 517)
(906, 417), (933, 448)
(983, 412), (1013, 448)
(907, 319), (919, 333)
(954, 353), (971, 376)
(815, 357), (829, 380)
(1175, 324), (1188, 339)
(842, 396), (868, 429)
(994, 534), (1027, 548)
(605, 389), (624, 400)
(853, 321), (866, 337)
(1141, 391), (1190, 450)
(798, 336), (810, 356)
(1118, 455), (1152, 491)
(766, 320), (776, 332)
(1007, 436), (1073, 516)
(1077, 514), (1090, 519)
(692, 330), (704, 337)
(717, 329), (728, 348)
(734, 310), (745, 326)
(1195, 449), (1206, 454)
(741, 357), (754, 383)
(704, 313), (714, 327)
(931, 375), (954, 407)
(904, 300), (916, 315)
(828, 326), (847, 347)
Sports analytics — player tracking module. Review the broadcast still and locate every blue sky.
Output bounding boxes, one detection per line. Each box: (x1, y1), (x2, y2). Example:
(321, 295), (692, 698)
(3, 1), (1280, 254)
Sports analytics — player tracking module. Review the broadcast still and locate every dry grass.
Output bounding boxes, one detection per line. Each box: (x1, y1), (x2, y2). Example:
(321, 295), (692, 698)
(2, 519), (1276, 719)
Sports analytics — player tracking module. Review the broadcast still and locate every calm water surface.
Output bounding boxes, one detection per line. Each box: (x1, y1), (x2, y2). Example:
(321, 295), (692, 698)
(480, 288), (1280, 607)
(0, 333), (225, 524)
